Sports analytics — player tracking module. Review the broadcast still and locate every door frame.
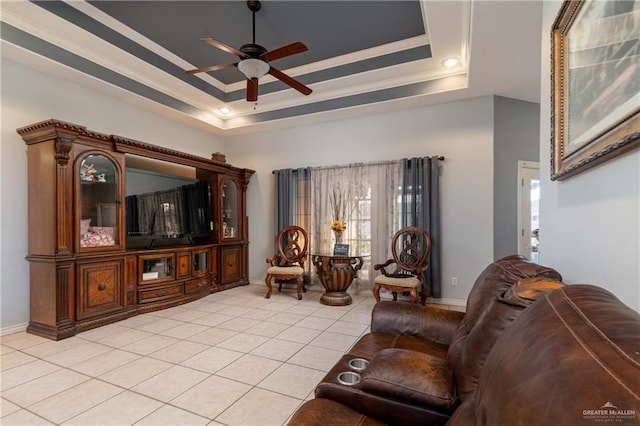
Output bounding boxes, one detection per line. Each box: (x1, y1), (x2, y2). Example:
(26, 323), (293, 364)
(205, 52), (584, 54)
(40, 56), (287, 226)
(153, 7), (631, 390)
(517, 160), (540, 260)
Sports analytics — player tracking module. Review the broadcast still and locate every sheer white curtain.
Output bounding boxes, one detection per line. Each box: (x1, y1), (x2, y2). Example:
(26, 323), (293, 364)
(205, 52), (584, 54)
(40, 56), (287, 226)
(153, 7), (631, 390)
(308, 161), (402, 291)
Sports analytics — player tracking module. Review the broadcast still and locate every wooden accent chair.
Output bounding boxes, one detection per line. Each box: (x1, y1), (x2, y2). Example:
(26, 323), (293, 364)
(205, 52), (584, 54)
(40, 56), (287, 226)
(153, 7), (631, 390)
(265, 226), (308, 300)
(372, 226), (431, 304)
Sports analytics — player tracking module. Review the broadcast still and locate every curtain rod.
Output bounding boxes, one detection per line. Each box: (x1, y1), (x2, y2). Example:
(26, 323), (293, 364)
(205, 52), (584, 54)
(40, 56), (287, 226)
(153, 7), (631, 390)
(272, 156), (444, 174)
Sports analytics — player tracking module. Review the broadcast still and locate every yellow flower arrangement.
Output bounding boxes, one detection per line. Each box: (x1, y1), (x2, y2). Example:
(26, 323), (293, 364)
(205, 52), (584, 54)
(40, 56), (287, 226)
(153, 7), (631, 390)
(330, 186), (351, 234)
(330, 220), (346, 232)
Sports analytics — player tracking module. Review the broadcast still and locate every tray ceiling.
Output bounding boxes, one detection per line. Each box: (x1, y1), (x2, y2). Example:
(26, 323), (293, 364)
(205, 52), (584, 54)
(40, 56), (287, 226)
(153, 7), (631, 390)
(1, 1), (542, 134)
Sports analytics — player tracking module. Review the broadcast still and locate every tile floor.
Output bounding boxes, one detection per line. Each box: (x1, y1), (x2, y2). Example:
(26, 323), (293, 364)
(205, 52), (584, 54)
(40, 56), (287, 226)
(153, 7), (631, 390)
(0, 284), (373, 425)
(1, 284), (464, 425)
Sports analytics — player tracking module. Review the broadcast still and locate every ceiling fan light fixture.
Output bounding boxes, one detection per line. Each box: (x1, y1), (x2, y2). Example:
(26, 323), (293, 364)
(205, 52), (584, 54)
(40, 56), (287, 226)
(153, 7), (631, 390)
(238, 58), (269, 80)
(186, 0), (311, 101)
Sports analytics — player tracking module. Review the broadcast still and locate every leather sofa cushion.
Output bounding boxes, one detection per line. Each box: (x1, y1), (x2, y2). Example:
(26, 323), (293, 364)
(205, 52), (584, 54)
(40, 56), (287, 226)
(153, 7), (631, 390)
(371, 302), (465, 347)
(472, 285), (640, 426)
(447, 263), (564, 401)
(349, 332), (449, 360)
(361, 348), (457, 412)
(449, 255), (562, 344)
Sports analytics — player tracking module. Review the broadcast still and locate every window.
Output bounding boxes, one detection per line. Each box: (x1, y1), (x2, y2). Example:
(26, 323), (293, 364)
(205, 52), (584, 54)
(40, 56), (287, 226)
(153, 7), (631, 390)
(279, 156), (443, 296)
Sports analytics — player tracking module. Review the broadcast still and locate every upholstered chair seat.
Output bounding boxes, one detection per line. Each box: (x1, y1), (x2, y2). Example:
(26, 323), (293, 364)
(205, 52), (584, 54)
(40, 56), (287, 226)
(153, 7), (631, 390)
(265, 226), (308, 300)
(267, 265), (304, 275)
(373, 227), (431, 304)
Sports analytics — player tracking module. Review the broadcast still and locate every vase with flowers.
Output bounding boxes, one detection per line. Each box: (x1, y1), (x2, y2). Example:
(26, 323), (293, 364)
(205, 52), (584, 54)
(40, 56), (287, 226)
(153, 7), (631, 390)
(330, 220), (346, 243)
(330, 186), (353, 245)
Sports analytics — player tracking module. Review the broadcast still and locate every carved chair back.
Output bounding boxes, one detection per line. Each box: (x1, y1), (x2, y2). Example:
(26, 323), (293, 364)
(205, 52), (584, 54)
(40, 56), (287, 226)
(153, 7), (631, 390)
(389, 226), (431, 278)
(272, 226), (308, 267)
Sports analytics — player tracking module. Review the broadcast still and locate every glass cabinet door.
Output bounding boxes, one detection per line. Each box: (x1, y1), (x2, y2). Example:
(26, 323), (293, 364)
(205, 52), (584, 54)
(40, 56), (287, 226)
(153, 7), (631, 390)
(79, 154), (120, 248)
(139, 254), (174, 283)
(221, 178), (239, 240)
(193, 249), (210, 276)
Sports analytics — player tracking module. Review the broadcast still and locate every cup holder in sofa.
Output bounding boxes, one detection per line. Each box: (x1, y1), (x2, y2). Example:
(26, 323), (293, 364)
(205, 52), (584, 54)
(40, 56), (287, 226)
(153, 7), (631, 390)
(348, 358), (369, 372)
(337, 371), (361, 386)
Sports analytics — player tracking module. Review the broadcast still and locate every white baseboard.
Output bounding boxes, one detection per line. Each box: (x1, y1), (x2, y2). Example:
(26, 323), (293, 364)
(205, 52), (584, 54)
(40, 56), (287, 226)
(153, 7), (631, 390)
(0, 287), (465, 337)
(249, 279), (466, 307)
(427, 297), (467, 307)
(1, 322), (28, 336)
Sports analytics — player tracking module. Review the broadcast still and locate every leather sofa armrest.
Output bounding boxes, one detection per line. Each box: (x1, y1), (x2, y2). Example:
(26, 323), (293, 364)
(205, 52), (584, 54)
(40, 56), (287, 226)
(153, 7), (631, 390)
(360, 348), (457, 412)
(315, 354), (452, 426)
(287, 398), (385, 426)
(371, 301), (465, 345)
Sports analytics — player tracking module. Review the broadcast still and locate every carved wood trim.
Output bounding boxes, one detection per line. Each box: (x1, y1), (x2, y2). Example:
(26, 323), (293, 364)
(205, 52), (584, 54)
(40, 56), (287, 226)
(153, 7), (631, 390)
(55, 136), (74, 166)
(112, 135), (254, 177)
(17, 119), (110, 144)
(56, 264), (73, 324)
(56, 143), (73, 255)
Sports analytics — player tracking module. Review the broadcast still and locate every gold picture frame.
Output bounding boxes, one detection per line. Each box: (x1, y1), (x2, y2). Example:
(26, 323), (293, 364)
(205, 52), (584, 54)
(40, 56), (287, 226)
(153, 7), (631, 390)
(551, 0), (639, 180)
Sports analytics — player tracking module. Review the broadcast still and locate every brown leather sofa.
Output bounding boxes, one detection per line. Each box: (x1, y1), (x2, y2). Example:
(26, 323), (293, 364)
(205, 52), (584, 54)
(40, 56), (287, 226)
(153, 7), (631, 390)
(288, 255), (640, 425)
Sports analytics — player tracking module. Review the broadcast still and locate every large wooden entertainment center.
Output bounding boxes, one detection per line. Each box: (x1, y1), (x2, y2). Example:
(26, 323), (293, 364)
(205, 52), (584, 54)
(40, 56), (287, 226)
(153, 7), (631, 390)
(17, 119), (254, 340)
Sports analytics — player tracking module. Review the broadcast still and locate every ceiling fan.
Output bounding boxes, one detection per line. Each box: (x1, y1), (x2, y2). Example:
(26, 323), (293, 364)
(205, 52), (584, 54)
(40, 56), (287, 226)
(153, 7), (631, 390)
(185, 0), (312, 102)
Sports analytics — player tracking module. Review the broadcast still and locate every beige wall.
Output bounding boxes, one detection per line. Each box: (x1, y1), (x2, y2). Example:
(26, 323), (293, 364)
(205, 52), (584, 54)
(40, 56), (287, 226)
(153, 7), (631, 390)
(225, 96), (495, 303)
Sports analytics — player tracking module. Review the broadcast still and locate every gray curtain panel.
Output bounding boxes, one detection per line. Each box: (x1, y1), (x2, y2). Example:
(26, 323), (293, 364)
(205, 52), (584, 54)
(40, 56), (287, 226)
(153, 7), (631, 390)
(273, 168), (296, 242)
(401, 157), (442, 298)
(272, 168), (312, 277)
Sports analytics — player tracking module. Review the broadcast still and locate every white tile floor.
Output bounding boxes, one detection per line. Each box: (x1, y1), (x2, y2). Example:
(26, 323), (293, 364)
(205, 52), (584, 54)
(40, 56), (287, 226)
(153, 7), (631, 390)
(1, 284), (380, 426)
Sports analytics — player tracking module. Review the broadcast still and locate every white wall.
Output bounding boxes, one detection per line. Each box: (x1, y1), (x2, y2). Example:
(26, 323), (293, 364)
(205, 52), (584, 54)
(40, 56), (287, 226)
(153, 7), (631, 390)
(225, 96), (495, 303)
(0, 58), (225, 330)
(539, 2), (640, 310)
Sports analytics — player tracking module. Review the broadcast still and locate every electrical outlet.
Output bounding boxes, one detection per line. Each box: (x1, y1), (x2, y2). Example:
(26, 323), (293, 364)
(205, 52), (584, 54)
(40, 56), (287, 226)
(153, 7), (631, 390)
(451, 277), (458, 286)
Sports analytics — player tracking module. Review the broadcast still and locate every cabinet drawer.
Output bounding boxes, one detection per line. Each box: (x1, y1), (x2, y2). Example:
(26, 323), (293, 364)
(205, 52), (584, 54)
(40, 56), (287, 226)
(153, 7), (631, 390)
(185, 277), (210, 295)
(138, 282), (184, 304)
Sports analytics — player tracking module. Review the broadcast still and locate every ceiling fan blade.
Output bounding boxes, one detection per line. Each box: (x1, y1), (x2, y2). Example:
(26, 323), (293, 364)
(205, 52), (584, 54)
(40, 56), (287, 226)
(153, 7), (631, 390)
(185, 62), (237, 75)
(247, 78), (258, 102)
(268, 67), (312, 96)
(261, 42), (308, 62)
(201, 37), (247, 58)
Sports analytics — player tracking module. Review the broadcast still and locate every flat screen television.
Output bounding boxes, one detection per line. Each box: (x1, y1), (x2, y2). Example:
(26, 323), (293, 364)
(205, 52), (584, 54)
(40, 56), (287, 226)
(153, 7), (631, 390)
(125, 166), (212, 249)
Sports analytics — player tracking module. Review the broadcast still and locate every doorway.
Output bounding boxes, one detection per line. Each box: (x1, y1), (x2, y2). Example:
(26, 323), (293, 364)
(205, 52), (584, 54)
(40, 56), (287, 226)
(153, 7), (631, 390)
(517, 161), (540, 263)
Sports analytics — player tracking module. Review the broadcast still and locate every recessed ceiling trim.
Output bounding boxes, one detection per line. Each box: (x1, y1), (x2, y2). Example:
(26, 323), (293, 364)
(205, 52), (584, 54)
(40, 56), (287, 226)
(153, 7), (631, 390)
(68, 0), (229, 93)
(224, 74), (469, 129)
(224, 60), (466, 119)
(72, 0), (433, 99)
(225, 34), (431, 92)
(15, 0), (436, 105)
(0, 21), (227, 126)
(22, 0), (226, 99)
(3, 1), (230, 113)
(2, 0), (534, 135)
(225, 45), (431, 101)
